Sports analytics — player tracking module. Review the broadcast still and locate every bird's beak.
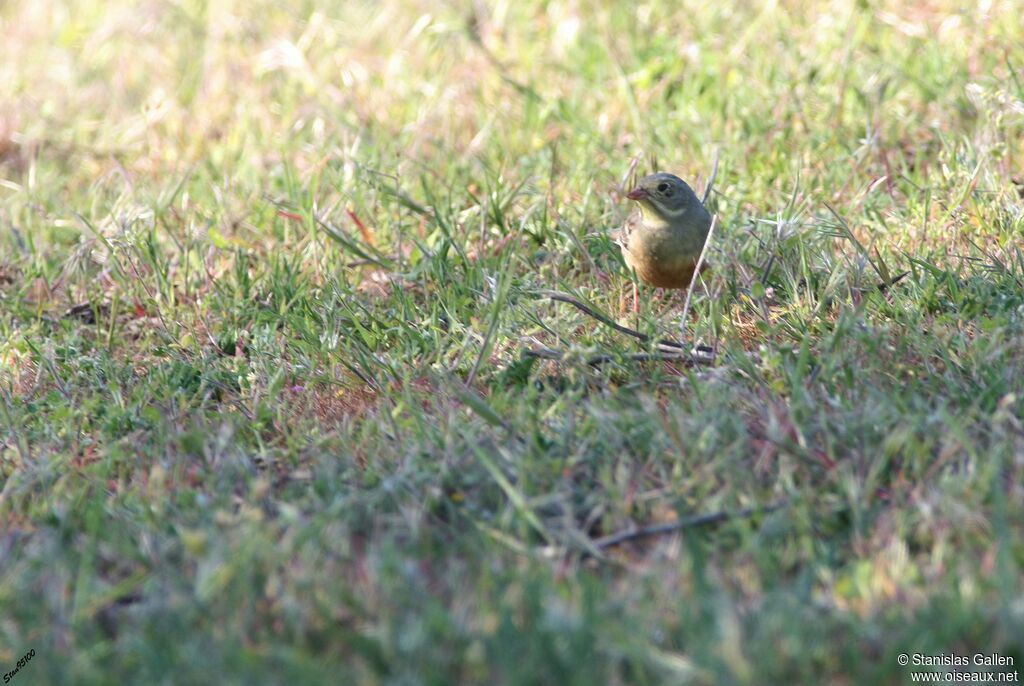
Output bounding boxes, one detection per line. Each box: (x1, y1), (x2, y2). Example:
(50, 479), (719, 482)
(626, 187), (648, 200)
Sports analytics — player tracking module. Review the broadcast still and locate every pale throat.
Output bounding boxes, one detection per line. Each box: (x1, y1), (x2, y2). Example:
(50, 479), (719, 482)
(639, 201), (687, 226)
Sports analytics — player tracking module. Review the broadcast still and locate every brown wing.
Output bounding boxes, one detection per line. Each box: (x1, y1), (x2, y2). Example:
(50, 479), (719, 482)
(613, 210), (643, 252)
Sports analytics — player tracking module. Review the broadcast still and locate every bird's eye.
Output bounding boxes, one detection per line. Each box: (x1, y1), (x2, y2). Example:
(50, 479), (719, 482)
(657, 183), (669, 192)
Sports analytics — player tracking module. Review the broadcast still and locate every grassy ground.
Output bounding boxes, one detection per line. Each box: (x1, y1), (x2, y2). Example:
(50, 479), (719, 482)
(2, 0), (1023, 683)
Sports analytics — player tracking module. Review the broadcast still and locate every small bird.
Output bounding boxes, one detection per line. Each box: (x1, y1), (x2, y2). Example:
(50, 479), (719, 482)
(613, 172), (712, 310)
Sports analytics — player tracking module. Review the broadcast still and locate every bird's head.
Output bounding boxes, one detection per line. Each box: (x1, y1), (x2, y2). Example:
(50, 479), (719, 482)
(626, 173), (698, 221)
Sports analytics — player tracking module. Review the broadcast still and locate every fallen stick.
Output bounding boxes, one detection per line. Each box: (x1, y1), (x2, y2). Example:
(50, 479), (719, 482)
(678, 213), (718, 344)
(524, 345), (714, 367)
(537, 290), (688, 351)
(593, 500), (788, 549)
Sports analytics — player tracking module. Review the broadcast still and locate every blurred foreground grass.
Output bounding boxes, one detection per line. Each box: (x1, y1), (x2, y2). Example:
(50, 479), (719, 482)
(1, 1), (1023, 683)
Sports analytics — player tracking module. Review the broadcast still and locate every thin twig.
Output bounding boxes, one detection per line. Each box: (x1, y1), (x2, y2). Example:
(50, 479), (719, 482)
(876, 270), (910, 293)
(524, 346), (714, 367)
(679, 213), (718, 344)
(618, 157), (640, 196)
(538, 290), (685, 350)
(532, 290), (718, 366)
(593, 500), (788, 549)
(701, 149), (720, 205)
